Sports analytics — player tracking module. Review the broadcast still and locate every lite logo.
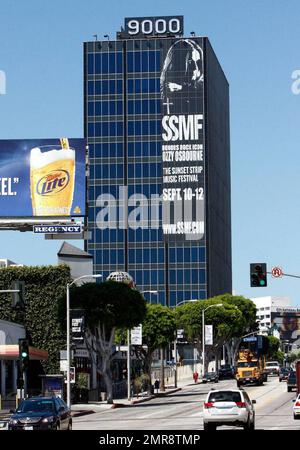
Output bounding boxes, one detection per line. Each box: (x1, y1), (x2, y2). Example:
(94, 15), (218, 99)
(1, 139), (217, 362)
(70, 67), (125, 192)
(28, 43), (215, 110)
(0, 70), (6, 95)
(36, 170), (69, 196)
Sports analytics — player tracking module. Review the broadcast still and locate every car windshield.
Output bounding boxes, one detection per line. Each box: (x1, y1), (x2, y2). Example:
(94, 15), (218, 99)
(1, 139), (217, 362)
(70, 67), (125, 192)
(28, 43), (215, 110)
(237, 362), (257, 367)
(208, 391), (241, 403)
(266, 362), (279, 367)
(17, 400), (55, 413)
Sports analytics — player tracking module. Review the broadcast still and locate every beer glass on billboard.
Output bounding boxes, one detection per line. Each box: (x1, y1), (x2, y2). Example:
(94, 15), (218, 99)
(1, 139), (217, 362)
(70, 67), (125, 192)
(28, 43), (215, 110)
(30, 138), (75, 216)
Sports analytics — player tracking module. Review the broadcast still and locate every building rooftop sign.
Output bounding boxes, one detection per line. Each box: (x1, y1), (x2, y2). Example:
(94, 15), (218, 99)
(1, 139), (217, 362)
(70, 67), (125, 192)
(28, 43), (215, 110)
(117, 16), (184, 39)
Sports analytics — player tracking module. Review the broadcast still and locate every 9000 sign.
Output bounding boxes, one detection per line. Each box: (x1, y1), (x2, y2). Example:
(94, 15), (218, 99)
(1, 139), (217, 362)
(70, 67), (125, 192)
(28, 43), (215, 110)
(125, 16), (183, 37)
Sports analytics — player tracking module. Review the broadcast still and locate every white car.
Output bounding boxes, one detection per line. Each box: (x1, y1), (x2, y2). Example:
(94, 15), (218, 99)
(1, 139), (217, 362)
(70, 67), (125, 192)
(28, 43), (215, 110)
(293, 394), (300, 419)
(265, 361), (280, 376)
(203, 389), (256, 431)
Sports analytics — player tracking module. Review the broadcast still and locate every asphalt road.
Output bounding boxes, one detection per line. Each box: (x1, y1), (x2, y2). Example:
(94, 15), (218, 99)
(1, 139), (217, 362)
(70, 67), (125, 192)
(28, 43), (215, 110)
(73, 377), (299, 430)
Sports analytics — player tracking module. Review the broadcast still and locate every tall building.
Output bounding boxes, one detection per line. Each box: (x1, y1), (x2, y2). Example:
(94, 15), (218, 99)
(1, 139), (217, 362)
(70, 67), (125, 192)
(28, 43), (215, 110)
(84, 16), (231, 306)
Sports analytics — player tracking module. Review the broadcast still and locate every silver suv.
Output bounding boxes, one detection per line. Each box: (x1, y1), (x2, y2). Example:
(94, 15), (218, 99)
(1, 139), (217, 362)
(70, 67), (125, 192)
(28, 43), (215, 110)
(202, 389), (256, 431)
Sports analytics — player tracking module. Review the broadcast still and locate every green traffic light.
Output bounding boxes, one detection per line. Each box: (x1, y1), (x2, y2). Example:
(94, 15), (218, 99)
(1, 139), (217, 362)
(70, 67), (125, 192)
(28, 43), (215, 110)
(259, 280), (266, 286)
(21, 351), (28, 358)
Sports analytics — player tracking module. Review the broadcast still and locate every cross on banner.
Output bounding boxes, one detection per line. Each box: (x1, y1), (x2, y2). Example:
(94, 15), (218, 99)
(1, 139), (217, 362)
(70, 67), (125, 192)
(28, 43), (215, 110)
(163, 98), (174, 114)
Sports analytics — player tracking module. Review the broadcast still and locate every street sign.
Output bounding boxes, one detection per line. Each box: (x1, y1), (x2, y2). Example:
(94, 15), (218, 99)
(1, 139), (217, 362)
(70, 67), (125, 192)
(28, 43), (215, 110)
(131, 325), (142, 345)
(71, 309), (85, 342)
(243, 336), (257, 342)
(271, 266), (283, 278)
(177, 329), (185, 340)
(60, 360), (68, 372)
(205, 325), (213, 345)
(60, 350), (67, 360)
(33, 225), (83, 234)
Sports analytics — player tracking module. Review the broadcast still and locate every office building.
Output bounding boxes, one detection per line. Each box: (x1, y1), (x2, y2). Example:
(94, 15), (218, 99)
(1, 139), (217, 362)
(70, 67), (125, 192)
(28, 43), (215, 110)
(84, 16), (231, 305)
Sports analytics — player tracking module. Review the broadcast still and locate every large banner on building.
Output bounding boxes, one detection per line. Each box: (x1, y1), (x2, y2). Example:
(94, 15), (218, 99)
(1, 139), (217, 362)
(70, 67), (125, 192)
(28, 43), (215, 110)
(0, 138), (86, 218)
(161, 38), (205, 241)
(272, 308), (300, 345)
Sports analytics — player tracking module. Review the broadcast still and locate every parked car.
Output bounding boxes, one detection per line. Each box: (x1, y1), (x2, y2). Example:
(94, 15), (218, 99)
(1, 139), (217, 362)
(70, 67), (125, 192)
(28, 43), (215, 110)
(218, 365), (234, 379)
(202, 372), (219, 383)
(279, 367), (290, 382)
(287, 371), (297, 392)
(0, 412), (11, 431)
(292, 393), (300, 419)
(203, 389), (256, 431)
(265, 361), (280, 376)
(8, 396), (72, 430)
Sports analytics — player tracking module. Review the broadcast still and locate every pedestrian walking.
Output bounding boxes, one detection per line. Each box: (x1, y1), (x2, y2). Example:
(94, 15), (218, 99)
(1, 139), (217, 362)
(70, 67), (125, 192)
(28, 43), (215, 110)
(154, 379), (160, 393)
(193, 371), (199, 383)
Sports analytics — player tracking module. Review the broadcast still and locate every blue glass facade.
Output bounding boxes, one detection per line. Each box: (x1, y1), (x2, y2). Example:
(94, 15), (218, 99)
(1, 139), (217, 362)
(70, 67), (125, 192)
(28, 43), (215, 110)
(84, 37), (231, 306)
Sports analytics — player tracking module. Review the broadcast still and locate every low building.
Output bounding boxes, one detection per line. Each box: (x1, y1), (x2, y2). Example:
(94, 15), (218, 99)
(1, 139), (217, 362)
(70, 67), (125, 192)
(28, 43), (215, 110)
(57, 242), (94, 283)
(251, 296), (291, 329)
(0, 319), (48, 404)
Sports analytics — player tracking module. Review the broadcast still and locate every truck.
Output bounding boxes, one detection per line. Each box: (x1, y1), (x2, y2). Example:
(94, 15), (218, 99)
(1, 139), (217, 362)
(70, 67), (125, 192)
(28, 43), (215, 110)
(236, 335), (269, 387)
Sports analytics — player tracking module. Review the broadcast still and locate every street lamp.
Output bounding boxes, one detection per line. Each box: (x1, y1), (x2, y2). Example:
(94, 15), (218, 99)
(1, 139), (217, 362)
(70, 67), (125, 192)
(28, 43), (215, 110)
(202, 304), (223, 376)
(175, 299), (198, 307)
(173, 299), (199, 387)
(66, 274), (102, 408)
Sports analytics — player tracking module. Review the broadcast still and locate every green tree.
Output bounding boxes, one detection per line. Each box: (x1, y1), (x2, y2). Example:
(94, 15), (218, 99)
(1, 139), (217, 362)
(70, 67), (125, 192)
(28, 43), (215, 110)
(220, 295), (258, 366)
(266, 336), (280, 359)
(175, 298), (244, 372)
(58, 281), (146, 403)
(136, 304), (176, 391)
(175, 295), (258, 372)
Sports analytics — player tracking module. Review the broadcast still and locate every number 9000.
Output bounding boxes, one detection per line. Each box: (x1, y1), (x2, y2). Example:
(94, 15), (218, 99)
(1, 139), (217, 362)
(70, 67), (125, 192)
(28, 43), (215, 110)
(126, 17), (182, 36)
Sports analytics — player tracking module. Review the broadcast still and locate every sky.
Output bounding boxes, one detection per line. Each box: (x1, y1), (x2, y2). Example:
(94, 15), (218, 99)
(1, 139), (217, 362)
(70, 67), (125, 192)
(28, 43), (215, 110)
(0, 0), (300, 304)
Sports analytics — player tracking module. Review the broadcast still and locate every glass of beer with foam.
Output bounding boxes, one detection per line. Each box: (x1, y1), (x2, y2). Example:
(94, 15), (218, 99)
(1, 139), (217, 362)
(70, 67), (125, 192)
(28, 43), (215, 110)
(30, 139), (75, 216)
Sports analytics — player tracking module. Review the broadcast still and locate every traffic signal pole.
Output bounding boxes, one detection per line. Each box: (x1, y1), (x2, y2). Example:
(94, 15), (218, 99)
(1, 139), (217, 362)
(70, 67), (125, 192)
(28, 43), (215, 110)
(267, 271), (300, 280)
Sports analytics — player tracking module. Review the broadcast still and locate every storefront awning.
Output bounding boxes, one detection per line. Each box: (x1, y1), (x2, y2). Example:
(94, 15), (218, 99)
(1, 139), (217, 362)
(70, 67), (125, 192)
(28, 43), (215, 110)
(0, 345), (48, 360)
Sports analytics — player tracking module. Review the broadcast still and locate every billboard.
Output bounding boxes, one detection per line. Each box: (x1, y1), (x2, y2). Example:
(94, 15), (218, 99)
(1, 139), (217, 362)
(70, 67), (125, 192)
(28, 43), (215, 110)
(161, 38), (205, 241)
(272, 309), (300, 345)
(0, 138), (86, 218)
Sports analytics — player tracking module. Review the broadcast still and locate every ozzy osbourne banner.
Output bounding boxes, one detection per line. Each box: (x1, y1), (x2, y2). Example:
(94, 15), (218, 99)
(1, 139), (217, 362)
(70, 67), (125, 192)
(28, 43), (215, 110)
(160, 38), (205, 242)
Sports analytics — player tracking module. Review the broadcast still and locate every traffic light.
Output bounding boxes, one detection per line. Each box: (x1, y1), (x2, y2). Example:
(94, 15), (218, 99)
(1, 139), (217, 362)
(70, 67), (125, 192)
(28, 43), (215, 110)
(19, 338), (30, 371)
(250, 263), (267, 287)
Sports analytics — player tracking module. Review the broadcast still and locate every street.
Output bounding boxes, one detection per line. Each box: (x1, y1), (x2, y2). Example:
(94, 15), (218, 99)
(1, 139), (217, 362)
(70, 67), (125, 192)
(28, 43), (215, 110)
(73, 377), (298, 430)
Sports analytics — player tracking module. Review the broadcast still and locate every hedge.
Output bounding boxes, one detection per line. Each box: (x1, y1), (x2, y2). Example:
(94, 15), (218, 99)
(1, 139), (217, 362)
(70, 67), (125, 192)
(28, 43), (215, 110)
(0, 264), (71, 373)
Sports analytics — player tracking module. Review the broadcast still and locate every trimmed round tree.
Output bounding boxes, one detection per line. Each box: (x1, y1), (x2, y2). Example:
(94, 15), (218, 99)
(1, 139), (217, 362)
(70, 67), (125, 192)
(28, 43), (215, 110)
(58, 280), (147, 403)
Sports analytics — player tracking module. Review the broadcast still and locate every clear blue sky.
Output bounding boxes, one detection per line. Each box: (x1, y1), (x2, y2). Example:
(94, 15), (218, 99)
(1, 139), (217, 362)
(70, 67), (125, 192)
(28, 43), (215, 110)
(0, 0), (300, 304)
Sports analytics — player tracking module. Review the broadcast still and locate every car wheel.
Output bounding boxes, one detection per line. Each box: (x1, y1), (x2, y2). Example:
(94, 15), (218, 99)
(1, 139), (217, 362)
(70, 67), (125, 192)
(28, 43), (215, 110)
(288, 387), (292, 392)
(204, 423), (216, 431)
(243, 416), (251, 431)
(279, 379), (282, 382)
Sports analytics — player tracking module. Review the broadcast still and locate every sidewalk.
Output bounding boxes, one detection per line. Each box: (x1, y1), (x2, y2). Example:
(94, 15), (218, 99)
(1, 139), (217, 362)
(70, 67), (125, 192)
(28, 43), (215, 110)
(71, 377), (196, 416)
